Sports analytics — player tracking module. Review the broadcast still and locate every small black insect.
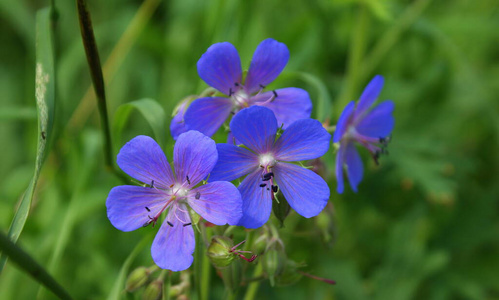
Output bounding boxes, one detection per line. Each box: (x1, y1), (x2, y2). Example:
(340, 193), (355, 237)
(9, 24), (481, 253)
(183, 223), (192, 227)
(195, 192), (201, 199)
(41, 131), (46, 140)
(167, 221), (174, 227)
(145, 206), (151, 212)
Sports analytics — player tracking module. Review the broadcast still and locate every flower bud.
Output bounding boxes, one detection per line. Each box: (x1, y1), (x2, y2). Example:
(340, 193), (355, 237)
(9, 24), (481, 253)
(207, 236), (236, 268)
(275, 260), (304, 286)
(262, 246), (286, 287)
(125, 266), (150, 292)
(142, 279), (163, 300)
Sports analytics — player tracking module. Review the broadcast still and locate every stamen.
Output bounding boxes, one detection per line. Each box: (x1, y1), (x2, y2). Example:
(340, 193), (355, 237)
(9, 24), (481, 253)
(259, 183), (267, 188)
(272, 90), (278, 98)
(195, 192), (201, 199)
(183, 223), (192, 227)
(150, 180), (154, 188)
(167, 221), (174, 227)
(271, 185), (278, 193)
(145, 206), (151, 212)
(262, 172), (274, 181)
(186, 175), (191, 185)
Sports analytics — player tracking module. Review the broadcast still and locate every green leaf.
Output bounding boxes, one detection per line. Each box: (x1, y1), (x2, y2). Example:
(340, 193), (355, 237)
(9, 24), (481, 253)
(113, 98), (167, 148)
(272, 195), (291, 228)
(0, 7), (55, 272)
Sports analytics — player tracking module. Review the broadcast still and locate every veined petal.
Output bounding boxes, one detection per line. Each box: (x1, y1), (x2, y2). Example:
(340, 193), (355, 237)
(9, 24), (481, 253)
(335, 142), (346, 194)
(174, 130), (217, 186)
(106, 185), (169, 232)
(345, 142), (363, 192)
(230, 106), (277, 154)
(188, 181), (242, 226)
(183, 97), (232, 137)
(356, 100), (395, 138)
(274, 163), (329, 218)
(209, 144), (259, 182)
(117, 135), (175, 188)
(333, 101), (355, 143)
(274, 118), (331, 161)
(151, 205), (195, 271)
(244, 38), (289, 94)
(170, 100), (188, 140)
(354, 75), (384, 119)
(237, 169), (273, 229)
(197, 42), (242, 95)
(252, 87), (312, 128)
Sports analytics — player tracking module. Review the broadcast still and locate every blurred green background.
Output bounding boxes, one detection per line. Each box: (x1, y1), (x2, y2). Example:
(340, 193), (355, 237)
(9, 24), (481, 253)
(1, 0), (498, 299)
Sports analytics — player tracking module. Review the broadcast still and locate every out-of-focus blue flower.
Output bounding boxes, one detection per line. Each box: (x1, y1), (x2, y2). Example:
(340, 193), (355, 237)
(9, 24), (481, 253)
(183, 38), (312, 137)
(209, 106), (331, 229)
(106, 131), (242, 271)
(333, 75), (395, 193)
(170, 99), (188, 140)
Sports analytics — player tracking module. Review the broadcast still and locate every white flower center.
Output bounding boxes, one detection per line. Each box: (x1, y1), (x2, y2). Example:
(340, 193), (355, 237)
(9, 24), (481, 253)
(259, 154), (276, 167)
(231, 89), (250, 108)
(173, 184), (189, 198)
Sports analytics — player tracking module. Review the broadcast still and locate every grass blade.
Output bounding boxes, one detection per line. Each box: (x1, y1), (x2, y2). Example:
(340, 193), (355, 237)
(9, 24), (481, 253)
(0, 7), (55, 272)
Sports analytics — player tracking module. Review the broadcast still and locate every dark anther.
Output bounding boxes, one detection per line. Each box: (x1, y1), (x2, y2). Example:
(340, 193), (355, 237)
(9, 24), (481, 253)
(195, 192), (201, 199)
(259, 84), (265, 89)
(272, 185), (278, 193)
(186, 175), (191, 185)
(145, 206), (151, 212)
(183, 223), (192, 227)
(150, 180), (155, 188)
(143, 221), (151, 227)
(234, 82), (240, 86)
(231, 111), (235, 115)
(262, 172), (274, 181)
(167, 221), (174, 227)
(229, 88), (233, 96)
(272, 90), (278, 98)
(169, 184), (174, 188)
(41, 131), (46, 140)
(267, 188), (270, 191)
(259, 183), (267, 187)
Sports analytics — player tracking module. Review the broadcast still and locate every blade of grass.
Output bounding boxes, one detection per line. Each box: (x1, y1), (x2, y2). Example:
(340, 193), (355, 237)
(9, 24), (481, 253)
(0, 232), (72, 300)
(0, 7), (55, 272)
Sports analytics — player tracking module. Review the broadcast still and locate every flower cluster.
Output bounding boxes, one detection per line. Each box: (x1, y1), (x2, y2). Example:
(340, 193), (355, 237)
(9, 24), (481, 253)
(106, 39), (395, 272)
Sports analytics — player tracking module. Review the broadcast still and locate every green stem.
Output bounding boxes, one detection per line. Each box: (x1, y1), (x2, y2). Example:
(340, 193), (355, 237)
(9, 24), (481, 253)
(243, 263), (263, 300)
(75, 0), (121, 180)
(200, 227), (211, 300)
(0, 232), (72, 300)
(194, 228), (204, 300)
(335, 3), (370, 119)
(163, 271), (171, 300)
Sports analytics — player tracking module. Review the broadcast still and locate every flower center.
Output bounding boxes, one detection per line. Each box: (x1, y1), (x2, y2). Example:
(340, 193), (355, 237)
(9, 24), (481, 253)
(173, 184), (189, 199)
(259, 153), (276, 168)
(231, 89), (250, 109)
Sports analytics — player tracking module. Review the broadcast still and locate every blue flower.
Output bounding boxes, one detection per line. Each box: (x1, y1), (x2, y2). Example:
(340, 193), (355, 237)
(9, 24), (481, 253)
(333, 75), (395, 193)
(170, 99), (188, 140)
(106, 131), (242, 271)
(181, 38), (312, 138)
(209, 106), (331, 229)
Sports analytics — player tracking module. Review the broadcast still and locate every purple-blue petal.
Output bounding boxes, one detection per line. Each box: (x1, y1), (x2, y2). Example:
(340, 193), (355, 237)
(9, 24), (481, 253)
(356, 100), (395, 138)
(170, 101), (189, 140)
(209, 144), (259, 182)
(230, 106), (277, 154)
(345, 142), (363, 192)
(237, 169), (273, 229)
(174, 130), (218, 186)
(354, 75), (384, 119)
(335, 142), (346, 194)
(274, 118), (331, 161)
(106, 185), (168, 232)
(117, 135), (175, 188)
(274, 163), (329, 218)
(244, 39), (289, 94)
(333, 101), (355, 143)
(183, 97), (232, 137)
(187, 181), (242, 226)
(197, 42), (242, 95)
(151, 205), (194, 271)
(252, 87), (312, 129)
